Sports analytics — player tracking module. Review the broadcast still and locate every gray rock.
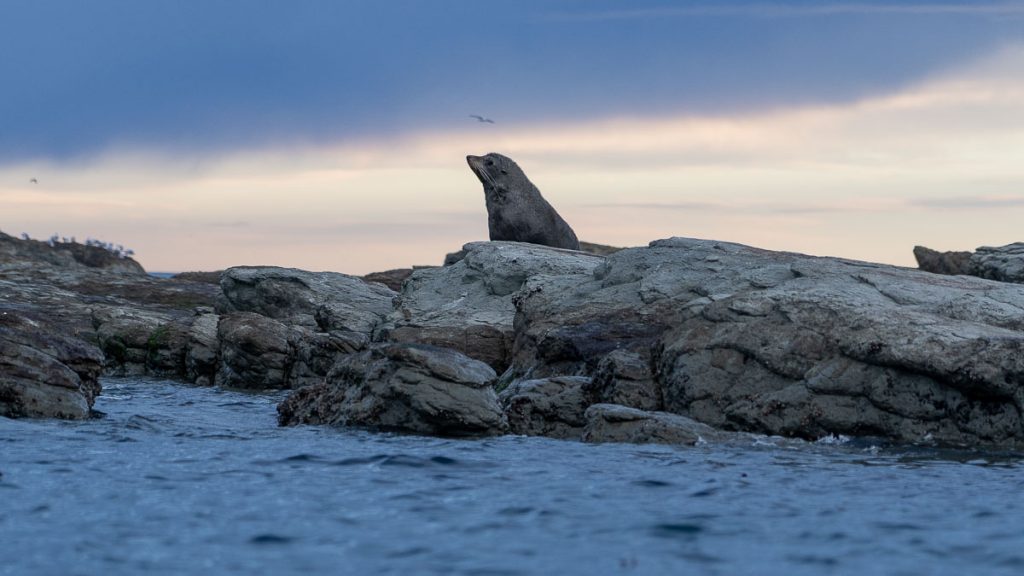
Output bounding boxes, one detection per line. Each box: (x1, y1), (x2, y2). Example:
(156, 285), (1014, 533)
(218, 266), (396, 334)
(378, 241), (603, 371)
(582, 404), (713, 446)
(913, 245), (972, 276)
(217, 312), (292, 389)
(510, 237), (1024, 448)
(92, 308), (189, 376)
(590, 349), (661, 411)
(185, 312), (220, 386)
(969, 243), (1024, 284)
(1, 311), (104, 419)
(278, 343), (507, 436)
(499, 376), (591, 439)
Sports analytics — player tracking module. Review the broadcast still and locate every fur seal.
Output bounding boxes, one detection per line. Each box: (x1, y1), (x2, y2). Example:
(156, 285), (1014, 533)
(466, 153), (580, 250)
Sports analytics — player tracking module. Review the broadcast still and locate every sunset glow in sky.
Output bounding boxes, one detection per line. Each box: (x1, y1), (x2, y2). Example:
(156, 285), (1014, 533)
(3, 1), (1024, 273)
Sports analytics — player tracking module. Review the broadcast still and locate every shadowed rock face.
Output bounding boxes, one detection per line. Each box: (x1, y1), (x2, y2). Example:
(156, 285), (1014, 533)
(913, 246), (972, 276)
(466, 153), (580, 251)
(1, 311), (103, 419)
(915, 243), (1024, 286)
(278, 343), (507, 436)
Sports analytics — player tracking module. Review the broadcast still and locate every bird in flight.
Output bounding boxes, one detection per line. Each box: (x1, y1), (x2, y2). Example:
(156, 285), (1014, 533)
(29, 178), (37, 184)
(469, 114), (495, 124)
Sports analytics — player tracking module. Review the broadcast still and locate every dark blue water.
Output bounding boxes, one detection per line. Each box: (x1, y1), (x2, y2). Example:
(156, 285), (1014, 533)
(2, 378), (1022, 576)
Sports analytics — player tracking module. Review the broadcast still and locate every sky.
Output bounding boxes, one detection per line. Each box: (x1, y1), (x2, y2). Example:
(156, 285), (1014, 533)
(2, 0), (1024, 273)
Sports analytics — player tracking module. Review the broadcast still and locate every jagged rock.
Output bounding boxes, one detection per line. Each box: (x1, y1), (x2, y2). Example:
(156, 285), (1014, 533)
(92, 308), (189, 376)
(185, 312), (220, 386)
(217, 266), (396, 334)
(582, 404), (713, 446)
(287, 327), (369, 388)
(969, 243), (1024, 284)
(1, 311), (103, 419)
(216, 312), (368, 390)
(511, 237), (1024, 448)
(591, 349), (661, 411)
(217, 312), (292, 389)
(378, 242), (603, 371)
(278, 343), (507, 436)
(499, 376), (591, 439)
(913, 246), (972, 276)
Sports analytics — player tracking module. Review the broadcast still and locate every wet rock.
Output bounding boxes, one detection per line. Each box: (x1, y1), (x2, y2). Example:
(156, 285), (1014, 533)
(278, 343), (507, 436)
(969, 243), (1024, 284)
(1, 311), (103, 419)
(913, 246), (972, 276)
(378, 241), (603, 371)
(582, 404), (713, 446)
(218, 266), (396, 334)
(499, 376), (591, 439)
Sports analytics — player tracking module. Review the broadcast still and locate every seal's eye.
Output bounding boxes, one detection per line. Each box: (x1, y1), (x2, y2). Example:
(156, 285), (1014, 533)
(500, 169), (508, 175)
(485, 159), (494, 167)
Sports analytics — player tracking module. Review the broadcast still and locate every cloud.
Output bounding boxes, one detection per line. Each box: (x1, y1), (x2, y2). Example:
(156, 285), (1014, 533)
(3, 42), (1024, 272)
(909, 196), (1024, 209)
(549, 3), (1024, 21)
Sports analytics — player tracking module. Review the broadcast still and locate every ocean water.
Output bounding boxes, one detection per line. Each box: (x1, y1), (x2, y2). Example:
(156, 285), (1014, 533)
(1, 378), (1022, 576)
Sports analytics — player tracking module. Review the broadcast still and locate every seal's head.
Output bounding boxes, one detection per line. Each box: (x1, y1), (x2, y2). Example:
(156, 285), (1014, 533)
(466, 153), (518, 189)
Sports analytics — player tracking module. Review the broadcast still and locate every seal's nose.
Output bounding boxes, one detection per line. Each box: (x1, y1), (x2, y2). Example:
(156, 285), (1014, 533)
(466, 155), (482, 168)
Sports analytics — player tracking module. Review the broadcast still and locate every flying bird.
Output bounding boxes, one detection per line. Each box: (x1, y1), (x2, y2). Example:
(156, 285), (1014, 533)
(29, 178), (37, 184)
(469, 114), (495, 124)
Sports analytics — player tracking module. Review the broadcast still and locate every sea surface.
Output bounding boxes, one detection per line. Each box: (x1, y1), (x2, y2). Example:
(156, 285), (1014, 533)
(2, 377), (1022, 576)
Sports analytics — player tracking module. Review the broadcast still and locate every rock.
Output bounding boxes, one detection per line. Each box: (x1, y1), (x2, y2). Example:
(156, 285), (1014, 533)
(578, 241), (625, 256)
(217, 312), (293, 389)
(278, 343), (507, 436)
(185, 312), (220, 386)
(499, 376), (591, 439)
(510, 237), (1024, 448)
(378, 241), (603, 371)
(218, 266), (396, 334)
(913, 246), (972, 276)
(0, 231), (145, 275)
(969, 243), (1024, 284)
(582, 404), (713, 446)
(92, 308), (189, 376)
(362, 267), (427, 292)
(172, 270), (223, 284)
(287, 327), (369, 389)
(1, 311), (104, 419)
(590, 349), (662, 411)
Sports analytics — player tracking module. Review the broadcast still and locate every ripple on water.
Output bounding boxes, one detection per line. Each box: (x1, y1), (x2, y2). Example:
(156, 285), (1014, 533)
(3, 376), (1024, 576)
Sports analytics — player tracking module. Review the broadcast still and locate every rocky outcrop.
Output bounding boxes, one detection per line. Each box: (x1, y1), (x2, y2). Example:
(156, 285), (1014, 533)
(913, 246), (972, 276)
(499, 376), (591, 439)
(1, 310), (104, 419)
(509, 238), (1024, 448)
(378, 242), (603, 371)
(218, 266), (396, 334)
(915, 242), (1024, 286)
(582, 404), (712, 446)
(278, 343), (507, 436)
(0, 232), (219, 418)
(968, 243), (1024, 284)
